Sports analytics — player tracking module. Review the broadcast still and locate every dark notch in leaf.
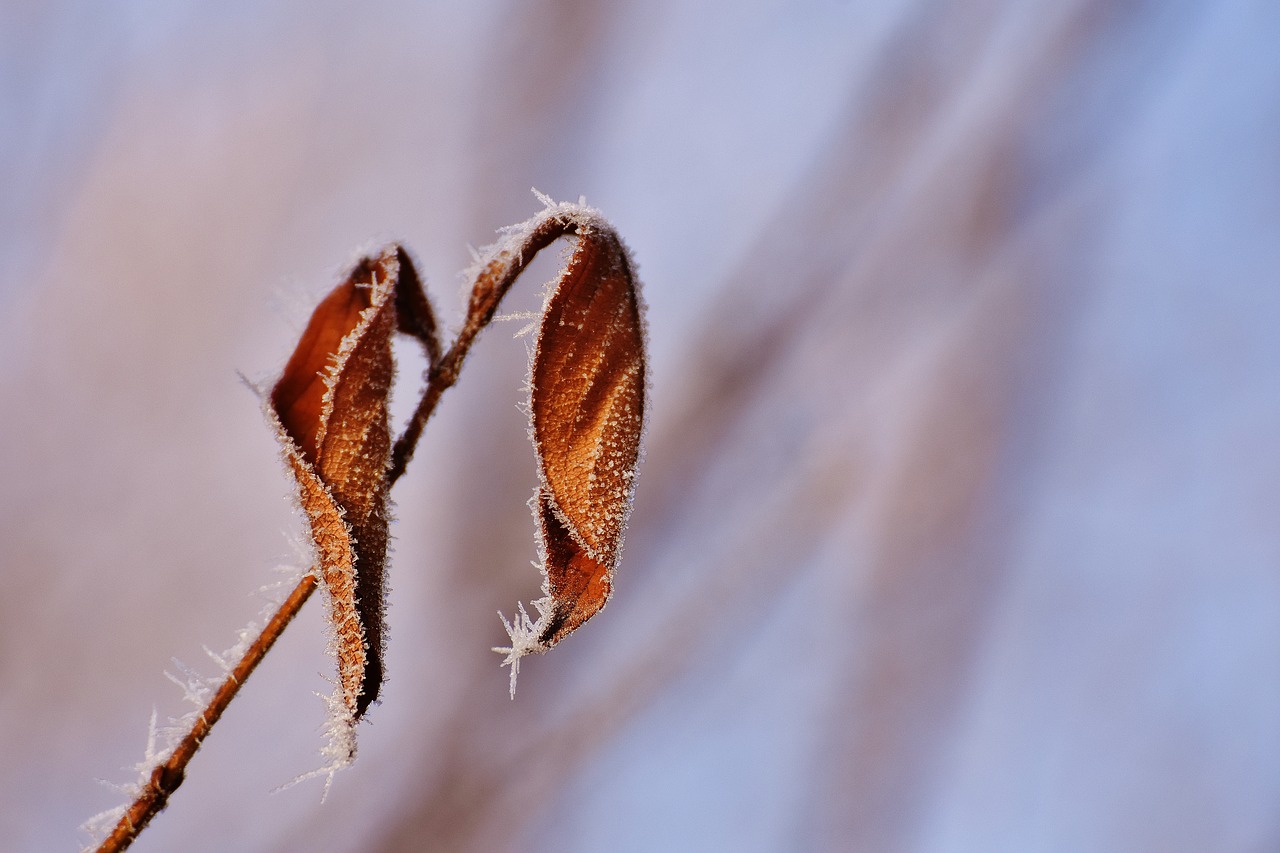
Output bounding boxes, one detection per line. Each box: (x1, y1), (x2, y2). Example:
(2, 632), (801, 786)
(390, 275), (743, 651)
(392, 245), (441, 368)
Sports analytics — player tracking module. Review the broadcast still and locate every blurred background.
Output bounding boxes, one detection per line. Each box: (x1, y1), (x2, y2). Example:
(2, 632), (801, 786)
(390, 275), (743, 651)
(3, 1), (1279, 850)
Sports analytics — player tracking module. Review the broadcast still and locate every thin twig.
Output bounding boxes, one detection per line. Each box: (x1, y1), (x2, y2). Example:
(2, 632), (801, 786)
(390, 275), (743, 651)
(97, 573), (318, 853)
(388, 212), (582, 483)
(98, 206), (596, 852)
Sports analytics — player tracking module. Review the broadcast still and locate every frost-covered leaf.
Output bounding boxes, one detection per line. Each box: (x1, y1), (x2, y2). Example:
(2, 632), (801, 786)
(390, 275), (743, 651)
(531, 226), (645, 642)
(495, 210), (647, 694)
(269, 246), (430, 741)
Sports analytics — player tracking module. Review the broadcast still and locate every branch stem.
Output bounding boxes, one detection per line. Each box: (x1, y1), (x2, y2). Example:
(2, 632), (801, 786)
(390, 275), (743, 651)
(388, 211), (584, 483)
(97, 573), (318, 853)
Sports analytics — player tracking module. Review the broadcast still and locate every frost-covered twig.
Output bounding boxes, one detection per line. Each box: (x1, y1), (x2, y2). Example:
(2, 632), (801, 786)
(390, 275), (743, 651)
(387, 197), (625, 484)
(95, 572), (318, 853)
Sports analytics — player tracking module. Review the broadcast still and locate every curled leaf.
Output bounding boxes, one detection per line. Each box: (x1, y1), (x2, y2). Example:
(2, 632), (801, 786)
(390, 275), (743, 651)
(269, 246), (430, 751)
(495, 212), (647, 694)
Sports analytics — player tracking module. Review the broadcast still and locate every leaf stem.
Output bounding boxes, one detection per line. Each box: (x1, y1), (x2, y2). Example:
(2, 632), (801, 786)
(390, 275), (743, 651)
(388, 210), (587, 483)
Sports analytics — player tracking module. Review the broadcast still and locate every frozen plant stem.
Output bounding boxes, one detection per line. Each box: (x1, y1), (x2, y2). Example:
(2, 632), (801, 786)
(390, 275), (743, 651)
(96, 201), (633, 853)
(388, 210), (589, 484)
(97, 574), (318, 853)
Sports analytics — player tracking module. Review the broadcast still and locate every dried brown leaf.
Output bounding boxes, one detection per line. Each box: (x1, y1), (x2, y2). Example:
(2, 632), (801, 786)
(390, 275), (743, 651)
(495, 211), (647, 693)
(269, 246), (418, 734)
(532, 227), (646, 643)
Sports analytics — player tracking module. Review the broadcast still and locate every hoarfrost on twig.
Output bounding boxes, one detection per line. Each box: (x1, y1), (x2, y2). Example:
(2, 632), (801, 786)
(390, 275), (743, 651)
(82, 564), (312, 848)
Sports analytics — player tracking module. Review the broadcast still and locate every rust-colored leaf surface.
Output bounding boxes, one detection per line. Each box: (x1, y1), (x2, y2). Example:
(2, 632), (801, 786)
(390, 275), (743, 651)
(269, 247), (414, 727)
(531, 226), (646, 647)
(491, 210), (648, 696)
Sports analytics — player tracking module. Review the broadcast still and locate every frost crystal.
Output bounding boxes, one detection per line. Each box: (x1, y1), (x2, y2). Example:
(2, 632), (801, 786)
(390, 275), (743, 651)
(493, 598), (553, 698)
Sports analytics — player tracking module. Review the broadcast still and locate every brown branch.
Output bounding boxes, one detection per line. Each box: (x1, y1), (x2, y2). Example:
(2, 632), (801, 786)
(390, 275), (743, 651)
(388, 212), (583, 483)
(97, 205), (604, 852)
(96, 573), (319, 853)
